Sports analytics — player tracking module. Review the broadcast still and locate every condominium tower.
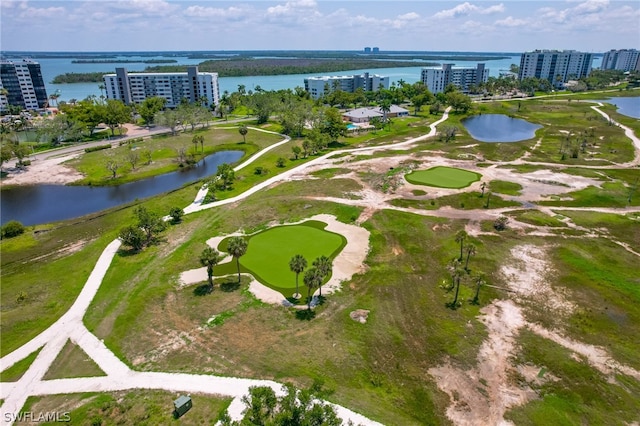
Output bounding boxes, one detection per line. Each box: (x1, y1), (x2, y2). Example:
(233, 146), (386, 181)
(103, 66), (219, 108)
(518, 50), (593, 88)
(0, 59), (48, 112)
(304, 72), (389, 100)
(600, 49), (640, 72)
(420, 64), (489, 94)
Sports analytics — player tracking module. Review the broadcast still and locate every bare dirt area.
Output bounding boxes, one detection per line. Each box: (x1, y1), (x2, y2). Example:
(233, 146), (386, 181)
(2, 154), (84, 186)
(430, 243), (640, 425)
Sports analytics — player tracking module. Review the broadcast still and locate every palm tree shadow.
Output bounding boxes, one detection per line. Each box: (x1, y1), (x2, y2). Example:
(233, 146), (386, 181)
(220, 280), (241, 292)
(295, 310), (316, 321)
(193, 284), (212, 296)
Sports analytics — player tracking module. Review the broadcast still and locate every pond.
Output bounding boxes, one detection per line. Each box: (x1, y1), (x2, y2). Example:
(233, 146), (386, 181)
(462, 114), (542, 143)
(0, 150), (243, 226)
(593, 97), (640, 119)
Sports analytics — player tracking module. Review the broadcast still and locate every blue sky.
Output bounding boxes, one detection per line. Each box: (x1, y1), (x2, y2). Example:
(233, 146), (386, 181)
(1, 0), (639, 52)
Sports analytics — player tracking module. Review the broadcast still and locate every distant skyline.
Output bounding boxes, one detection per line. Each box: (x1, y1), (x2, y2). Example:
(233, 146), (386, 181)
(1, 0), (639, 53)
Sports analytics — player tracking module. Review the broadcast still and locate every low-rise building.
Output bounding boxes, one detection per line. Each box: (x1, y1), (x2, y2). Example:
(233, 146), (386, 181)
(0, 59), (48, 112)
(103, 66), (219, 108)
(304, 72), (389, 100)
(601, 49), (640, 72)
(342, 105), (409, 123)
(421, 64), (488, 94)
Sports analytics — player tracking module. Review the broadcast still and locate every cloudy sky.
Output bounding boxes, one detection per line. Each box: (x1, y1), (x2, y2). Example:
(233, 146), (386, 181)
(1, 0), (639, 52)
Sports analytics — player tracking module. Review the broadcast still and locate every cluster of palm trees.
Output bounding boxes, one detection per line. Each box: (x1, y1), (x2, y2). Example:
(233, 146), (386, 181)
(290, 254), (333, 311)
(447, 230), (486, 309)
(199, 236), (248, 293)
(199, 237), (333, 311)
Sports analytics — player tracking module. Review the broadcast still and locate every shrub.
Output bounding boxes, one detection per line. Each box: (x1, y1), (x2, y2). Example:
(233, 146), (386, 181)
(169, 207), (184, 224)
(85, 144), (111, 153)
(276, 157), (286, 168)
(493, 216), (509, 231)
(1, 220), (25, 239)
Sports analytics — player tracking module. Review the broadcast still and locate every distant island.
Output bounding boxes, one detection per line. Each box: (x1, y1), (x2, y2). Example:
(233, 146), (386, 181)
(71, 59), (178, 64)
(52, 58), (441, 83)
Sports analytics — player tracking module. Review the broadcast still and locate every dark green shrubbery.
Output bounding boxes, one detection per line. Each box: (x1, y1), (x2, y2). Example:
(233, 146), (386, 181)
(85, 144), (111, 153)
(1, 220), (26, 239)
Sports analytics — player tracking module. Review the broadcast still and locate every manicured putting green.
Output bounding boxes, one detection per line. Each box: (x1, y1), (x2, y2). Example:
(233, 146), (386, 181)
(218, 221), (346, 295)
(405, 166), (481, 189)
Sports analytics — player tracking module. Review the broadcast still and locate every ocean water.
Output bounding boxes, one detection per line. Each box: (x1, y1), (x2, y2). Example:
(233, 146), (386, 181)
(4, 51), (527, 102)
(2, 51), (603, 103)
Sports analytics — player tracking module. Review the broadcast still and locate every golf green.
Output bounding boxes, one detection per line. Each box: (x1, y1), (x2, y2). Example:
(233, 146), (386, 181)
(405, 166), (481, 189)
(218, 221), (346, 295)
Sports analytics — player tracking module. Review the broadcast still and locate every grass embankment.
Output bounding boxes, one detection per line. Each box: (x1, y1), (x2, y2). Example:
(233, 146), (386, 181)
(67, 126), (282, 186)
(217, 221), (346, 297)
(405, 166), (481, 189)
(390, 191), (521, 210)
(0, 179), (201, 356)
(22, 391), (231, 425)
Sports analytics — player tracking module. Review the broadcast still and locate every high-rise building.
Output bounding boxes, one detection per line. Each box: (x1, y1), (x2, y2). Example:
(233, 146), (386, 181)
(518, 50), (593, 88)
(0, 59), (48, 112)
(420, 64), (489, 94)
(103, 66), (219, 108)
(304, 72), (389, 100)
(601, 49), (640, 72)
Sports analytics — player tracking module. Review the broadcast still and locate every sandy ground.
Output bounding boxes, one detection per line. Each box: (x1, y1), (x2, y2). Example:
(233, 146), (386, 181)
(2, 153), (84, 185)
(179, 214), (370, 306)
(429, 244), (640, 425)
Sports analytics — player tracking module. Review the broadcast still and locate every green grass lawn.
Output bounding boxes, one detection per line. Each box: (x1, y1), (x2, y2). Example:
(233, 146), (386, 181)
(218, 221), (346, 297)
(405, 166), (481, 188)
(21, 391), (231, 426)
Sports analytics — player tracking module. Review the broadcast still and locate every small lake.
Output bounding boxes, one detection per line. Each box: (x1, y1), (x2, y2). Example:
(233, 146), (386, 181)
(0, 150), (243, 226)
(593, 97), (640, 119)
(462, 114), (542, 143)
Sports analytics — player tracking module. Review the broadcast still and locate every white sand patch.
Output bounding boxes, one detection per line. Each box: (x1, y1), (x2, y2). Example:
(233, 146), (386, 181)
(527, 323), (640, 381)
(2, 153), (84, 185)
(429, 300), (536, 426)
(501, 245), (575, 316)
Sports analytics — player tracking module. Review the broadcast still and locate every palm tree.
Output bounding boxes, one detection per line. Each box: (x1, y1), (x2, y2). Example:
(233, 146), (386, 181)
(480, 182), (487, 197)
(199, 247), (222, 293)
(312, 256), (332, 298)
(303, 267), (322, 311)
(238, 125), (248, 143)
(227, 236), (248, 283)
(379, 99), (392, 124)
(472, 274), (486, 305)
(455, 230), (467, 261)
(289, 254), (307, 299)
(464, 243), (476, 271)
(449, 263), (465, 309)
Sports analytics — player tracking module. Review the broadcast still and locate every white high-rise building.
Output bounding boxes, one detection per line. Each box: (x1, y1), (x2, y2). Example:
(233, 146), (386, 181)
(601, 49), (640, 72)
(304, 73), (389, 100)
(420, 64), (489, 94)
(518, 50), (593, 88)
(103, 66), (219, 108)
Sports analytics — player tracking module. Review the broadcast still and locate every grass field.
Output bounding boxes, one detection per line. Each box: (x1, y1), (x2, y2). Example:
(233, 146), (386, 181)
(405, 166), (481, 188)
(2, 94), (640, 425)
(21, 391), (231, 426)
(218, 221), (346, 296)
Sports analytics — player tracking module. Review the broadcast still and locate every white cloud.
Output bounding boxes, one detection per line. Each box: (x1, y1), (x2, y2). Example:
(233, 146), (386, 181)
(183, 5), (245, 20)
(495, 16), (528, 27)
(433, 2), (504, 19)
